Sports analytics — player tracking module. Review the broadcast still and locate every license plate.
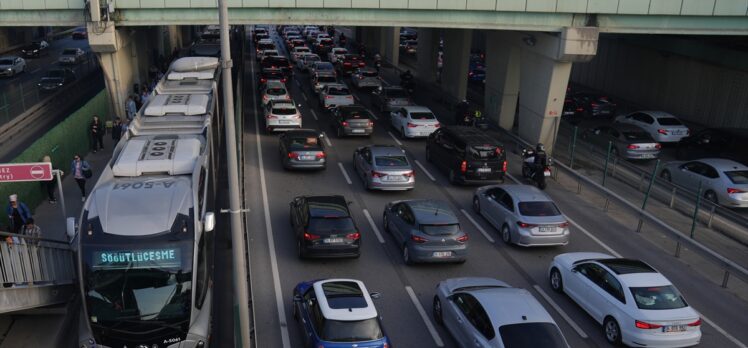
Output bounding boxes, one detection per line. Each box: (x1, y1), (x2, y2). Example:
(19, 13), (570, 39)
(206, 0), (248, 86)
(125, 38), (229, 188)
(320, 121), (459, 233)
(300, 155), (315, 161)
(538, 226), (557, 233)
(477, 168), (491, 173)
(662, 325), (687, 333)
(383, 176), (405, 182)
(351, 129), (365, 133)
(641, 154), (656, 158)
(323, 238), (344, 244)
(279, 120), (290, 124)
(433, 251), (452, 258)
(544, 170), (551, 177)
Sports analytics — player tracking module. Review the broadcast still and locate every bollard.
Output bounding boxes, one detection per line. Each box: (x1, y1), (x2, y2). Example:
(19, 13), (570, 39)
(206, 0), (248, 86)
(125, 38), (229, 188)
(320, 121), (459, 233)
(576, 176), (582, 194)
(707, 205), (715, 229)
(669, 187), (677, 208)
(603, 197), (610, 212)
(638, 171), (645, 191)
(722, 270), (730, 288)
(602, 141), (612, 187)
(569, 126), (578, 169)
(689, 181), (703, 239)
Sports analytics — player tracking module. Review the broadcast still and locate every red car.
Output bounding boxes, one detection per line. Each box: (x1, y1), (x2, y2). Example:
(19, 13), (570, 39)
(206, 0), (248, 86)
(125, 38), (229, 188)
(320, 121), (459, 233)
(337, 54), (365, 75)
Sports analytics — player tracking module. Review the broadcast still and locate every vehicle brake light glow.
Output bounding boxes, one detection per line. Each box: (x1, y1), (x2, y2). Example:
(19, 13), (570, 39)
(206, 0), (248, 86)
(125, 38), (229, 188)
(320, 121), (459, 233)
(315, 152), (326, 159)
(346, 232), (360, 240)
(502, 160), (507, 172)
(516, 221), (537, 228)
(287, 152), (299, 159)
(635, 320), (663, 330)
(657, 129), (668, 135)
(341, 121), (349, 127)
(456, 234), (469, 243)
(627, 144), (640, 149)
(325, 95), (334, 99)
(655, 143), (662, 149)
(407, 122), (418, 128)
(688, 318), (702, 327)
(411, 235), (427, 243)
(460, 160), (467, 173)
(576, 107), (584, 112)
(434, 122), (441, 128)
(368, 121), (374, 127)
(304, 232), (320, 240)
(371, 171), (387, 178)
(727, 188), (745, 194)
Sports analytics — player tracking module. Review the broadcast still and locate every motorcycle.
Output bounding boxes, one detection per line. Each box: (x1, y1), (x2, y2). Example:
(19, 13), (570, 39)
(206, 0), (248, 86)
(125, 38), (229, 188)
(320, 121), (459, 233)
(521, 148), (552, 190)
(401, 78), (415, 95)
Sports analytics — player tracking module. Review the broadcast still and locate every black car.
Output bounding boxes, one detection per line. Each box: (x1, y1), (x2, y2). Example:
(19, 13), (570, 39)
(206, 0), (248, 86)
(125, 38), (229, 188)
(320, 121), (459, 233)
(426, 126), (507, 185)
(676, 128), (748, 166)
(20, 41), (49, 58)
(289, 195), (360, 258)
(331, 105), (374, 137)
(258, 68), (287, 85)
(261, 56), (293, 77)
(38, 68), (76, 91)
(279, 129), (327, 170)
(569, 92), (616, 118)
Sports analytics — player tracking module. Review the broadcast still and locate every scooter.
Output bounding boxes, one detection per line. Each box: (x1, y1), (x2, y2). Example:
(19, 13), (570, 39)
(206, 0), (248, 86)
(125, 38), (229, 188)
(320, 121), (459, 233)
(521, 148), (552, 190)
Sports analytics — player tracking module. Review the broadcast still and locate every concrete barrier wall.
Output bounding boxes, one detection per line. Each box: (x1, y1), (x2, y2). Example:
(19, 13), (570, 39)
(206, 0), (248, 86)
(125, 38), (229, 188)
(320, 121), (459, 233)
(0, 90), (108, 226)
(570, 37), (748, 129)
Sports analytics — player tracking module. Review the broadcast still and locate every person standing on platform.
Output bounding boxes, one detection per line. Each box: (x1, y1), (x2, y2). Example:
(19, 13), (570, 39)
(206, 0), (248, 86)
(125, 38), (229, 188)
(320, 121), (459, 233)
(6, 194), (31, 236)
(71, 154), (91, 202)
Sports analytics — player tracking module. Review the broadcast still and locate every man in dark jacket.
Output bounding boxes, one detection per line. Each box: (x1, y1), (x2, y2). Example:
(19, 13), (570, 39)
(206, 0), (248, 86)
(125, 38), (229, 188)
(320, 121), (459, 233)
(111, 118), (123, 144)
(6, 194), (31, 235)
(91, 115), (105, 153)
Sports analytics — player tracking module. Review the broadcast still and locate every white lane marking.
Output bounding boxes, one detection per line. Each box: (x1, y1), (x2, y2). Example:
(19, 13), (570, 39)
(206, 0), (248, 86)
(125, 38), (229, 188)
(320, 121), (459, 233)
(322, 132), (332, 147)
(302, 93), (308, 102)
(310, 109), (318, 121)
(294, 79), (301, 88)
(369, 112), (378, 120)
(362, 209), (385, 244)
(414, 160), (435, 182)
(702, 316), (747, 348)
(405, 286), (444, 347)
(460, 209), (495, 243)
(387, 131), (403, 146)
(251, 58), (292, 348)
(354, 94), (360, 101)
(506, 173), (622, 257)
(533, 285), (589, 339)
(338, 162), (352, 185)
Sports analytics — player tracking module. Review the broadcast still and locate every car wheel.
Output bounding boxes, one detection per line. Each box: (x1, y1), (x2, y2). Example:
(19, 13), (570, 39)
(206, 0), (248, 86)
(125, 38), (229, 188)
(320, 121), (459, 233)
(472, 196), (480, 213)
(660, 170), (671, 182)
(433, 296), (444, 325)
(705, 190), (718, 204)
(297, 239), (306, 259)
(603, 317), (622, 345)
(403, 245), (413, 265)
(550, 268), (563, 293)
(501, 224), (511, 244)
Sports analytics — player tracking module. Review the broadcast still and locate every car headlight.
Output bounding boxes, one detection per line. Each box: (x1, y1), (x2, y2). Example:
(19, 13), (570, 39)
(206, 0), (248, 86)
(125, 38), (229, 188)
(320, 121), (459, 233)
(5, 68), (11, 71)
(57, 83), (63, 86)
(33, 49), (38, 53)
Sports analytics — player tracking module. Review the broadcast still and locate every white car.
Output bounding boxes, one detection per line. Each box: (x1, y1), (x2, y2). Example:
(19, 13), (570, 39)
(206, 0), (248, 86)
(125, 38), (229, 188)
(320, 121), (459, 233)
(616, 111), (690, 143)
(0, 56), (26, 77)
(260, 80), (291, 106)
(258, 49), (279, 62)
(58, 48), (85, 65)
(264, 100), (301, 132)
(297, 54), (320, 72)
(309, 61), (335, 76)
(328, 47), (348, 63)
(311, 72), (339, 94)
(319, 83), (354, 109)
(290, 46), (311, 63)
(549, 252), (702, 347)
(390, 106), (441, 138)
(351, 67), (382, 89)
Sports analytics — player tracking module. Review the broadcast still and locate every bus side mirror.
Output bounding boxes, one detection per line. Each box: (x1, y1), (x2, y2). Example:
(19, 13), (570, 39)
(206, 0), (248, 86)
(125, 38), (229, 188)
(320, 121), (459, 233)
(204, 212), (216, 232)
(66, 217), (77, 239)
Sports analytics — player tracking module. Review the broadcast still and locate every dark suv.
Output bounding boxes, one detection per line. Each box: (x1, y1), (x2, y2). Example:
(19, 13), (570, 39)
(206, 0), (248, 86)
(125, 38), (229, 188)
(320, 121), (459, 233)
(289, 195), (361, 258)
(426, 126), (507, 184)
(676, 128), (748, 165)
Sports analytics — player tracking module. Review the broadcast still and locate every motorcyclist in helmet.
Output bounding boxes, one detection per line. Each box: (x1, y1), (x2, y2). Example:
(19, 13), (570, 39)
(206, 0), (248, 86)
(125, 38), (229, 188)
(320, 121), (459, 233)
(455, 99), (470, 125)
(524, 143), (548, 167)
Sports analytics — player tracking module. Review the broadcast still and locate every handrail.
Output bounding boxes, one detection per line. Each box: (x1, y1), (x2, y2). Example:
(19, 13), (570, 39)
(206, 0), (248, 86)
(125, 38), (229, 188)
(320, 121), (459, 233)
(0, 231), (71, 246)
(500, 128), (748, 287)
(0, 235), (75, 288)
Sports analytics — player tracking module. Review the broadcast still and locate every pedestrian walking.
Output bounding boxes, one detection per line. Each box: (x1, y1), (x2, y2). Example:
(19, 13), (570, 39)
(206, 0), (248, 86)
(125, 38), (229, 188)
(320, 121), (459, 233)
(90, 116), (105, 153)
(121, 118), (130, 139)
(21, 218), (41, 246)
(111, 118), (123, 144)
(41, 155), (61, 204)
(140, 86), (151, 106)
(125, 95), (137, 121)
(70, 154), (92, 202)
(6, 194), (31, 235)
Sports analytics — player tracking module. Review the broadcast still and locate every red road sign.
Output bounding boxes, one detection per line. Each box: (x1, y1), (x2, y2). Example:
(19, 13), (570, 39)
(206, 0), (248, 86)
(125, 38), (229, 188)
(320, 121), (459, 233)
(0, 162), (54, 182)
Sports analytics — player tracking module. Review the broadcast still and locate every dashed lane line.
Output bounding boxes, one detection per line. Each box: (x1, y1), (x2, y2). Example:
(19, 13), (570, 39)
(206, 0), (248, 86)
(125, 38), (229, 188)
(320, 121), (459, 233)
(533, 285), (589, 339)
(702, 316), (747, 348)
(414, 160), (435, 182)
(405, 286), (444, 347)
(362, 209), (385, 244)
(387, 131), (403, 146)
(460, 209), (495, 243)
(338, 162), (352, 185)
(310, 109), (318, 121)
(322, 131), (333, 147)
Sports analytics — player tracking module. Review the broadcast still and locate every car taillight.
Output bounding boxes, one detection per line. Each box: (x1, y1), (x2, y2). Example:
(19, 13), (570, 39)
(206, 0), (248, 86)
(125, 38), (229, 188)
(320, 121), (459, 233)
(344, 62), (352, 66)
(635, 320), (663, 330)
(368, 121), (374, 127)
(315, 152), (326, 159)
(287, 152), (299, 159)
(411, 235), (427, 243)
(260, 78), (267, 83)
(402, 171), (414, 177)
(346, 232), (360, 240)
(281, 78), (287, 83)
(325, 95), (334, 99)
(285, 95), (291, 100)
(576, 107), (584, 112)
(516, 221), (537, 228)
(502, 160), (507, 172)
(590, 102), (599, 107)
(655, 143), (662, 149)
(371, 170), (386, 178)
(342, 121), (349, 127)
(460, 160), (467, 173)
(434, 122), (441, 128)
(263, 95), (269, 100)
(456, 234), (469, 243)
(345, 96), (353, 99)
(727, 188), (745, 194)
(627, 144), (640, 149)
(359, 62), (365, 67)
(407, 122), (418, 128)
(657, 129), (668, 135)
(558, 222), (570, 228)
(469, 72), (474, 76)
(688, 318), (702, 327)
(359, 75), (365, 80)
(303, 232), (320, 240)
(266, 115), (277, 119)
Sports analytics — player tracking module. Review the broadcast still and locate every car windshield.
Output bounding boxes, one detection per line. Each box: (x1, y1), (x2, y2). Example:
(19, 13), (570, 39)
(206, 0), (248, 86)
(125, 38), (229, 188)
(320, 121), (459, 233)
(62, 49), (77, 55)
(657, 117), (683, 126)
(375, 155), (408, 167)
(309, 217), (355, 234)
(316, 63), (334, 70)
(499, 323), (567, 348)
(322, 318), (383, 342)
(469, 145), (500, 159)
(272, 107), (296, 115)
(288, 136), (321, 149)
(725, 171), (748, 185)
(630, 286), (688, 310)
(266, 88), (287, 96)
(410, 112), (435, 120)
(385, 89), (408, 98)
(622, 131), (652, 141)
(421, 224), (460, 236)
(328, 87), (350, 96)
(46, 70), (64, 78)
(0, 59), (14, 65)
(518, 201), (561, 216)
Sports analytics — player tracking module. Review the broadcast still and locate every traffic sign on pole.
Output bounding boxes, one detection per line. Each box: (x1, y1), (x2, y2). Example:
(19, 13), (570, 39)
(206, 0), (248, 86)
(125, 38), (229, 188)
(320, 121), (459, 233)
(0, 162), (54, 182)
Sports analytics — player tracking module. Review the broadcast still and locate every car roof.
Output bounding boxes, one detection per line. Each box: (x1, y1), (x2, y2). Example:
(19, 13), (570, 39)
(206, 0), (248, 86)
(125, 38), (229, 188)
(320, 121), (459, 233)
(638, 110), (677, 118)
(314, 279), (378, 321)
(689, 158), (748, 170)
(443, 126), (502, 145)
(596, 258), (656, 275)
(401, 105), (432, 113)
(403, 200), (458, 224)
(305, 195), (349, 218)
(470, 287), (557, 326)
(498, 184), (552, 202)
(616, 272), (673, 288)
(326, 83), (348, 89)
(264, 80), (285, 88)
(258, 39), (273, 44)
(369, 145), (405, 157)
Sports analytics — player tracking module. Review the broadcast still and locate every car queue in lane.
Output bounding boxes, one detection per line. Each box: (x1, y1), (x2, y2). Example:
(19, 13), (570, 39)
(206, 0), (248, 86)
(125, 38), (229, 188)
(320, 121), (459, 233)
(246, 25), (714, 348)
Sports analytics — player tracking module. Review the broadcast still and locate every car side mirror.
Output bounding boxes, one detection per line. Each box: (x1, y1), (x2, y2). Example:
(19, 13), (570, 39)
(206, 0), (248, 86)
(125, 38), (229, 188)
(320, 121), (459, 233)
(203, 212), (216, 232)
(369, 292), (381, 300)
(66, 217), (77, 240)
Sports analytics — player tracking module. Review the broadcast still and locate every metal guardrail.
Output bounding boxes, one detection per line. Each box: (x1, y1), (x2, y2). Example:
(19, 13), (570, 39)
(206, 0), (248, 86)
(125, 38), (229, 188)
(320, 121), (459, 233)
(500, 128), (748, 288)
(0, 231), (74, 287)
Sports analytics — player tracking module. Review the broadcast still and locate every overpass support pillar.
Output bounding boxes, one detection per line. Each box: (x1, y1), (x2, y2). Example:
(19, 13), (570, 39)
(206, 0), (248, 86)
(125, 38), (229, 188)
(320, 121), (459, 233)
(484, 32), (520, 130)
(416, 28), (439, 84)
(441, 28), (472, 102)
(382, 26), (400, 68)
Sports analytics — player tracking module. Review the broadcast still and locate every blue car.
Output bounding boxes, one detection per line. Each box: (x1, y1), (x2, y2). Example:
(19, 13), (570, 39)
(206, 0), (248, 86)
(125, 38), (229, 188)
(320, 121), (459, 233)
(292, 278), (392, 348)
(468, 67), (485, 83)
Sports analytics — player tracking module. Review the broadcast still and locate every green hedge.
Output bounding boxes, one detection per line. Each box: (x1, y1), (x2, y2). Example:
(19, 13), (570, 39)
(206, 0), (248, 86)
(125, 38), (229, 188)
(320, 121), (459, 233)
(0, 89), (109, 226)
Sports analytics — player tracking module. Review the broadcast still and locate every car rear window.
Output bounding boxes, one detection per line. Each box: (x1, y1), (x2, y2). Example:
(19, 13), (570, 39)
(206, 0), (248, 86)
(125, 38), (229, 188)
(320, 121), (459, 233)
(498, 323), (567, 348)
(309, 217), (355, 234)
(266, 88), (286, 96)
(317, 76), (337, 83)
(288, 136), (321, 149)
(469, 145), (501, 160)
(657, 117), (683, 126)
(63, 49), (77, 55)
(421, 224), (460, 236)
(316, 63), (334, 70)
(272, 107), (296, 115)
(630, 286), (687, 310)
(342, 110), (372, 119)
(258, 43), (275, 50)
(518, 201), (561, 217)
(362, 71), (378, 77)
(375, 156), (408, 167)
(295, 47), (310, 53)
(306, 56), (321, 62)
(328, 87), (350, 96)
(322, 318), (383, 342)
(725, 171), (748, 185)
(622, 131), (652, 141)
(410, 112), (435, 120)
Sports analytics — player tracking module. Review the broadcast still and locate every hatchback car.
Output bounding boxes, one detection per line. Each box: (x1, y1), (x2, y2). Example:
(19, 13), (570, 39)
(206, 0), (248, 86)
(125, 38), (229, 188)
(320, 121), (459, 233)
(426, 126), (507, 185)
(331, 105), (374, 137)
(260, 80), (290, 106)
(298, 54), (321, 72)
(354, 145), (414, 191)
(372, 86), (412, 112)
(290, 195), (359, 257)
(434, 277), (569, 348)
(328, 47), (348, 63)
(319, 84), (354, 109)
(390, 106), (441, 138)
(310, 61), (335, 76)
(58, 48), (85, 65)
(383, 199), (468, 264)
(279, 129), (327, 170)
(675, 128), (748, 165)
(351, 67), (382, 89)
(660, 158), (748, 207)
(264, 100), (301, 132)
(258, 68), (287, 85)
(473, 184), (570, 246)
(20, 41), (49, 58)
(549, 253), (702, 347)
(337, 54), (366, 75)
(38, 68), (76, 91)
(312, 72), (339, 94)
(0, 56), (26, 77)
(582, 124), (661, 160)
(616, 111), (690, 143)
(292, 278), (391, 347)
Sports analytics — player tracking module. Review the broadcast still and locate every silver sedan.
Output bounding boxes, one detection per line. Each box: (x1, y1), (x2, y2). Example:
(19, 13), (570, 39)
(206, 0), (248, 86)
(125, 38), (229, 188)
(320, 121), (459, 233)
(353, 145), (414, 191)
(473, 184), (570, 246)
(660, 158), (748, 207)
